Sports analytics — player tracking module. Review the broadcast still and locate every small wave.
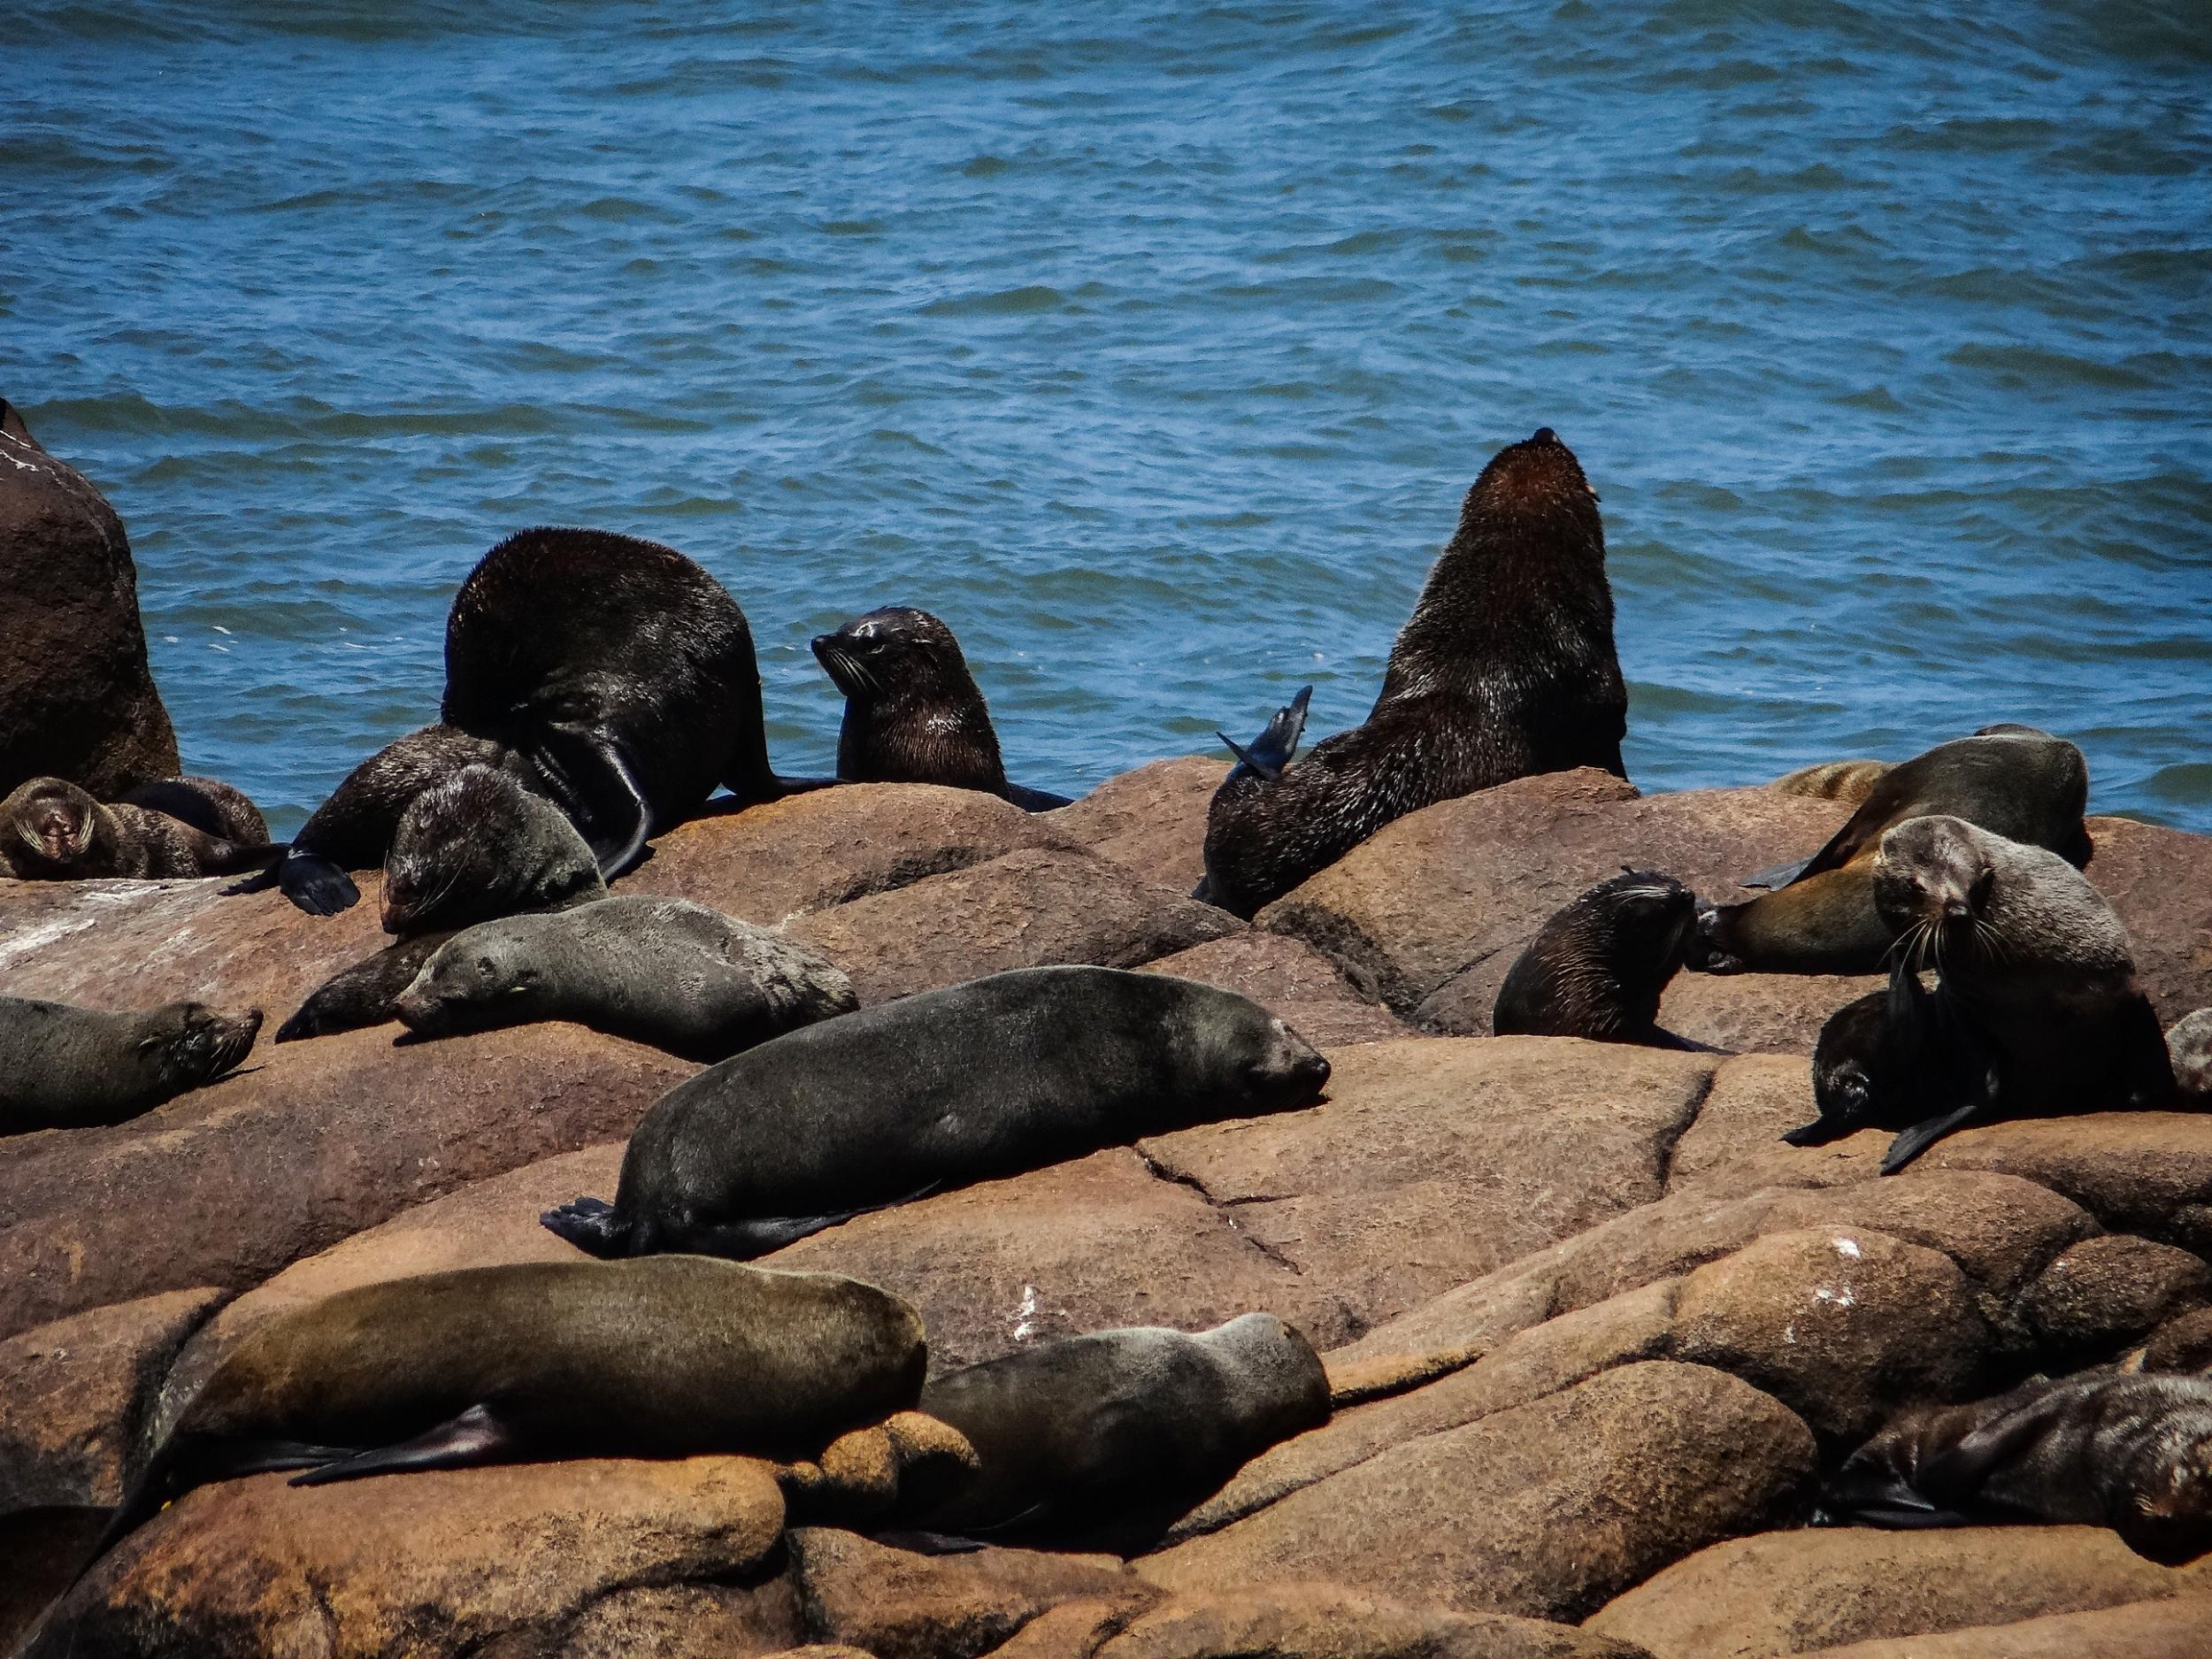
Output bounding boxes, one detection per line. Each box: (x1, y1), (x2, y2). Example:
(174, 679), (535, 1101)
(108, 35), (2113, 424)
(918, 285), (1070, 317)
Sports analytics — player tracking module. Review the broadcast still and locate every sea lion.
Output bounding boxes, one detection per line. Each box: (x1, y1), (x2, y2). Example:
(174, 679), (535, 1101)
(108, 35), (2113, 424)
(62, 1257), (925, 1587)
(119, 775), (269, 844)
(2169, 1010), (2212, 1104)
(1786, 977), (1987, 1149)
(274, 765), (608, 1043)
(246, 526), (822, 916)
(1, 995), (263, 1133)
(1199, 427), (1627, 918)
(1492, 870), (1702, 1048)
(1855, 815), (2174, 1172)
(902, 1314), (1331, 1552)
(1695, 726), (2092, 973)
(811, 606), (1070, 810)
(542, 965), (1331, 1260)
(1826, 1371), (2212, 1563)
(394, 895), (856, 1061)
(0, 776), (278, 881)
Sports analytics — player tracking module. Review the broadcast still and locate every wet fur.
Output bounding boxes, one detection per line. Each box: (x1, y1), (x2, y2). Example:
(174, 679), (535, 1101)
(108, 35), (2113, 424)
(1, 995), (262, 1133)
(1493, 871), (1703, 1048)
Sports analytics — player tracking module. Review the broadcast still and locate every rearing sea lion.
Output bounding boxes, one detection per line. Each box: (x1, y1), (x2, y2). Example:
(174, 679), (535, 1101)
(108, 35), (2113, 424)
(1198, 428), (1627, 918)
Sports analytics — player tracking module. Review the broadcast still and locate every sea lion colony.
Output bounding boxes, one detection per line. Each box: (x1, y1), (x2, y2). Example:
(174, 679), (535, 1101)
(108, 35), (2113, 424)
(4, 406), (2211, 1647)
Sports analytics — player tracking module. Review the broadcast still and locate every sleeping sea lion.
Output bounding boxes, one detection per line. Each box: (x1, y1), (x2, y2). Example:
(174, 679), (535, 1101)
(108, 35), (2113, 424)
(1492, 870), (1703, 1048)
(811, 606), (1070, 810)
(0, 776), (278, 881)
(119, 775), (269, 845)
(1, 995), (263, 1133)
(542, 965), (1331, 1260)
(1199, 427), (1627, 918)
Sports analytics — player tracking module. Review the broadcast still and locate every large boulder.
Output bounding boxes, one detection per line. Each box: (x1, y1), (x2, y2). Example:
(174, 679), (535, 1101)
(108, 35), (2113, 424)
(0, 404), (178, 799)
(2074, 814), (2212, 1025)
(1043, 757), (1223, 895)
(1139, 933), (1409, 1048)
(1791, 1594), (2212, 1658)
(1095, 1588), (1652, 1659)
(1917, 1114), (2212, 1254)
(2014, 1233), (2212, 1361)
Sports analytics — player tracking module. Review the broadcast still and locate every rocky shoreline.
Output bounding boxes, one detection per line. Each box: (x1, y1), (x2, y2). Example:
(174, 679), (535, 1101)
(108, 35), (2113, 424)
(5, 759), (2212, 1656)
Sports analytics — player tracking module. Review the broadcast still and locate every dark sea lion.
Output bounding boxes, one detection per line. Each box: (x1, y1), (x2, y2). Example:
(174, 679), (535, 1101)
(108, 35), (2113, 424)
(119, 775), (269, 845)
(1786, 977), (1987, 1149)
(0, 776), (279, 881)
(1199, 427), (1627, 918)
(53, 1258), (924, 1603)
(542, 965), (1331, 1260)
(274, 766), (608, 1043)
(901, 1314), (1330, 1553)
(249, 526), (823, 917)
(1, 995), (263, 1133)
(1696, 726), (2091, 973)
(1827, 1371), (2212, 1563)
(1492, 870), (1703, 1048)
(394, 895), (856, 1061)
(811, 606), (1070, 811)
(1861, 815), (2174, 1172)
(2168, 1010), (2212, 1104)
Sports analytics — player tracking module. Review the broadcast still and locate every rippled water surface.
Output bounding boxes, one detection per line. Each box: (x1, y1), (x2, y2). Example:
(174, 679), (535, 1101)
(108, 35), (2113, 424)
(6, 2), (2208, 833)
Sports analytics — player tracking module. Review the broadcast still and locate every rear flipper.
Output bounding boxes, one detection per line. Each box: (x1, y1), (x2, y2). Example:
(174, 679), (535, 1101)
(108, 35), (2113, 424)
(541, 1194), (633, 1257)
(277, 934), (449, 1042)
(531, 721), (651, 880)
(1219, 685), (1313, 783)
(227, 848), (362, 916)
(1781, 1117), (1853, 1148)
(1880, 1101), (1985, 1174)
(289, 1404), (517, 1486)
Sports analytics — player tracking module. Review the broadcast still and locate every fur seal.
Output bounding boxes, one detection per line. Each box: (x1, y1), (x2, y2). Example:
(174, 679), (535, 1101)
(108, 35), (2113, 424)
(0, 776), (278, 881)
(1492, 870), (1702, 1048)
(1787, 978), (1985, 1151)
(542, 965), (1331, 1260)
(811, 607), (1070, 810)
(119, 775), (269, 845)
(1827, 1371), (2212, 1563)
(1199, 428), (1627, 918)
(1824, 816), (2175, 1172)
(2168, 1010), (2212, 1105)
(1, 995), (263, 1133)
(274, 765), (608, 1043)
(1767, 758), (1891, 805)
(902, 1315), (1331, 1552)
(393, 895), (856, 1060)
(247, 526), (821, 916)
(1695, 726), (2092, 974)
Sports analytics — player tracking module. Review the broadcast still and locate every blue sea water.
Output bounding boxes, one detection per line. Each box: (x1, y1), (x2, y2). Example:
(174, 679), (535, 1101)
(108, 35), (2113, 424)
(4, 1), (2207, 835)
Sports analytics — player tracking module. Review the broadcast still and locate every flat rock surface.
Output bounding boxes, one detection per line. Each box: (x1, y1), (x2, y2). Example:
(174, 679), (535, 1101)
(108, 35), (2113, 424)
(1140, 933), (1409, 1048)
(1042, 756), (1222, 896)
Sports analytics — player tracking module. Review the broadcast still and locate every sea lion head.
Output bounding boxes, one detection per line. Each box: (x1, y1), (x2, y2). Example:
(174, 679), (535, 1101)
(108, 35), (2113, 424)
(2123, 1425), (2212, 1564)
(1229, 1012), (1332, 1112)
(393, 931), (543, 1037)
(4, 777), (102, 872)
(1459, 426), (1602, 545)
(137, 1001), (264, 1093)
(1585, 868), (1701, 987)
(1197, 1312), (1333, 1440)
(811, 607), (979, 706)
(380, 765), (601, 936)
(1870, 815), (1999, 972)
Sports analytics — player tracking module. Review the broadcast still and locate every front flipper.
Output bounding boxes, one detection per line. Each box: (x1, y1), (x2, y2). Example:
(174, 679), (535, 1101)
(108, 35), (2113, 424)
(288, 1404), (517, 1486)
(1740, 856), (1812, 891)
(531, 721), (651, 879)
(541, 1194), (633, 1258)
(277, 934), (448, 1042)
(227, 848), (362, 915)
(1880, 1101), (1984, 1174)
(1002, 781), (1075, 812)
(1219, 685), (1313, 783)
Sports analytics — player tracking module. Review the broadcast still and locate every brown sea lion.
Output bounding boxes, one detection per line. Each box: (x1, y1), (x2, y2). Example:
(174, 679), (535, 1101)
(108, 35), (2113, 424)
(1767, 757), (1891, 805)
(811, 606), (1070, 810)
(1827, 1371), (2212, 1563)
(0, 776), (278, 881)
(119, 775), (269, 844)
(1198, 428), (1627, 918)
(1492, 871), (1705, 1048)
(1695, 726), (2091, 974)
(1, 995), (263, 1133)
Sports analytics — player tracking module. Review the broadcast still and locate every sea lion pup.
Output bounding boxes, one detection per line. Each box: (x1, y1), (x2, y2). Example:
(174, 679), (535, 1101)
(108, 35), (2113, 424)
(1694, 725), (2091, 973)
(898, 1315), (1331, 1553)
(119, 775), (269, 844)
(812, 606), (1071, 810)
(274, 766), (609, 1043)
(0, 776), (279, 880)
(1786, 976), (1990, 1149)
(1, 995), (263, 1133)
(1493, 870), (1702, 1048)
(2169, 1010), (2212, 1104)
(394, 895), (856, 1061)
(1198, 427), (1626, 918)
(1826, 1371), (2212, 1563)
(1861, 815), (2174, 1172)
(245, 526), (823, 917)
(543, 965), (1331, 1260)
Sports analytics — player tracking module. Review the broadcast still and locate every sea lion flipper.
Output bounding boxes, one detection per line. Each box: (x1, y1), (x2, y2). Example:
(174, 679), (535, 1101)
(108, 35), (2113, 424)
(872, 1530), (990, 1555)
(533, 722), (651, 879)
(541, 1194), (631, 1257)
(287, 1404), (515, 1486)
(1879, 1101), (1983, 1174)
(1220, 686), (1313, 784)
(251, 849), (362, 915)
(1741, 856), (1812, 891)
(278, 935), (449, 1043)
(1002, 781), (1075, 812)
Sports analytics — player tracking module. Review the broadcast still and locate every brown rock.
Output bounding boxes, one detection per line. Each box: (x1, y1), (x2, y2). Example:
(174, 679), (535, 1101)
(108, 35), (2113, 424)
(1137, 1037), (1718, 1325)
(2142, 1305), (2212, 1374)
(1667, 1056), (1824, 1189)
(1917, 1113), (2212, 1253)
(2078, 814), (2212, 1025)
(1585, 1525), (2212, 1659)
(2016, 1234), (2212, 1358)
(42, 1456), (792, 1659)
(1098, 1587), (1652, 1659)
(786, 847), (1242, 1006)
(1655, 972), (1882, 1056)
(1141, 1360), (1815, 1624)
(0, 1287), (223, 1513)
(0, 410), (178, 798)
(1671, 1226), (1990, 1443)
(0, 1023), (689, 1343)
(1140, 933), (1409, 1048)
(627, 782), (1064, 924)
(788, 1528), (1149, 1659)
(1795, 1595), (2212, 1658)
(1044, 757), (1224, 896)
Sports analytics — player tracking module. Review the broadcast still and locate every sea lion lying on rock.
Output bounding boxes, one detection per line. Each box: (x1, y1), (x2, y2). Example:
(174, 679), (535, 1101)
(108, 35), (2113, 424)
(1695, 726), (2091, 974)
(0, 776), (278, 881)
(119, 775), (269, 844)
(1198, 427), (1628, 918)
(1827, 1371), (2212, 1563)
(394, 895), (856, 1060)
(1492, 870), (1703, 1048)
(812, 605), (1070, 810)
(543, 965), (1331, 1260)
(901, 1314), (1331, 1553)
(1, 995), (263, 1133)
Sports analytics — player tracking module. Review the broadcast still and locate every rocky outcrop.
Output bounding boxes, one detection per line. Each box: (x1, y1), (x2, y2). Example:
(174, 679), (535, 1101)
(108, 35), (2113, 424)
(1044, 757), (1222, 895)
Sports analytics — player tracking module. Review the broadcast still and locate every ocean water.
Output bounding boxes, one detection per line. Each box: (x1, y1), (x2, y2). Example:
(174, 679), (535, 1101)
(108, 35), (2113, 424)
(5, 1), (2207, 836)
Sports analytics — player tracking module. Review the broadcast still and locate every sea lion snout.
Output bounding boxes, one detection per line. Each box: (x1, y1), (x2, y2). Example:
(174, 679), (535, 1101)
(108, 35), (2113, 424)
(1253, 1019), (1330, 1103)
